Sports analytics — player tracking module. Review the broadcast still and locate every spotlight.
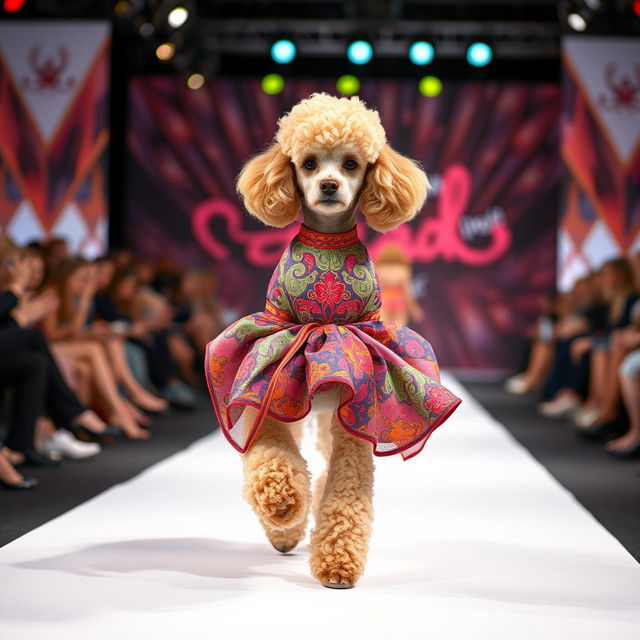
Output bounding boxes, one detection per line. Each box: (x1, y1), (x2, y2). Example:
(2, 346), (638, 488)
(409, 41), (434, 66)
(3, 0), (25, 10)
(466, 42), (492, 67)
(113, 0), (131, 16)
(139, 22), (154, 37)
(336, 75), (360, 95)
(271, 39), (296, 64)
(634, 0), (640, 17)
(567, 12), (588, 30)
(156, 42), (175, 61)
(419, 76), (442, 97)
(187, 72), (205, 90)
(168, 6), (189, 28)
(262, 73), (284, 95)
(347, 40), (373, 65)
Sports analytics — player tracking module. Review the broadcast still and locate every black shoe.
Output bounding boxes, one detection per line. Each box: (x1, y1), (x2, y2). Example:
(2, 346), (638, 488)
(576, 417), (628, 442)
(18, 448), (61, 468)
(606, 441), (640, 459)
(1, 476), (38, 490)
(67, 422), (122, 442)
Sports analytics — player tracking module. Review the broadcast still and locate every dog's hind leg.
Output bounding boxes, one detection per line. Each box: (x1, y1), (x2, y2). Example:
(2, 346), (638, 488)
(242, 412), (311, 536)
(309, 414), (374, 589)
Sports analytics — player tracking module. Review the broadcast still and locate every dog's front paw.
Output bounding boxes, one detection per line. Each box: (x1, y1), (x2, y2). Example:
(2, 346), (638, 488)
(262, 519), (307, 554)
(244, 453), (310, 530)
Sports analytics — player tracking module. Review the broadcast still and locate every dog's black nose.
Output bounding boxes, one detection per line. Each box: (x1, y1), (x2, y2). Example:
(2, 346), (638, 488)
(320, 180), (338, 194)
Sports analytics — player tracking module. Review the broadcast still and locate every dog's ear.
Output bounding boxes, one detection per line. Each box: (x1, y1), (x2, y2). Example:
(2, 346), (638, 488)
(359, 144), (430, 232)
(236, 143), (300, 228)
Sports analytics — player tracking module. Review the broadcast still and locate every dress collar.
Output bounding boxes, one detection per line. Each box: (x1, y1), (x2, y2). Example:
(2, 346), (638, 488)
(297, 223), (359, 249)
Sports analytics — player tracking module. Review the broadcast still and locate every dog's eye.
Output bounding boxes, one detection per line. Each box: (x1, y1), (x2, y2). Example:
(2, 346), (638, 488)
(343, 159), (358, 170)
(303, 158), (316, 170)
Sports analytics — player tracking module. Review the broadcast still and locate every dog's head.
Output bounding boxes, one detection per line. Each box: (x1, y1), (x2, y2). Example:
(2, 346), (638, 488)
(236, 93), (430, 232)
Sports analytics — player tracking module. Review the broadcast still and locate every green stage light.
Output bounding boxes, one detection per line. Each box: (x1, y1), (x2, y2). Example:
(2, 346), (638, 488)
(262, 73), (285, 94)
(419, 75), (442, 97)
(336, 74), (360, 95)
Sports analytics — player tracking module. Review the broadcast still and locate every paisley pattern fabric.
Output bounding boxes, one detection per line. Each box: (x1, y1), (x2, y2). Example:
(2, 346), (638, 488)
(205, 223), (461, 461)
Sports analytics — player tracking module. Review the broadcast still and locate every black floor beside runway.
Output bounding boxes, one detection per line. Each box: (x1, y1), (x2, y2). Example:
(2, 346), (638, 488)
(0, 393), (214, 548)
(2, 383), (639, 562)
(464, 381), (640, 563)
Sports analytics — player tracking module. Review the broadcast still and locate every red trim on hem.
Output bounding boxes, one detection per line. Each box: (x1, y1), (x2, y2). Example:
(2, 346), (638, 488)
(206, 345), (463, 461)
(297, 223), (359, 250)
(240, 322), (320, 452)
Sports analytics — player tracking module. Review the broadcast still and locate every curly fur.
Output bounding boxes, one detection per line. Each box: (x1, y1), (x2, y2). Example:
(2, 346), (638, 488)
(308, 414), (374, 587)
(236, 143), (300, 228)
(359, 143), (430, 232)
(236, 92), (430, 231)
(242, 415), (311, 532)
(276, 93), (386, 165)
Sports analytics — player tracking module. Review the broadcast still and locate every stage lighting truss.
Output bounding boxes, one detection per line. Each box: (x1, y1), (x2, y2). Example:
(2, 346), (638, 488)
(200, 19), (560, 62)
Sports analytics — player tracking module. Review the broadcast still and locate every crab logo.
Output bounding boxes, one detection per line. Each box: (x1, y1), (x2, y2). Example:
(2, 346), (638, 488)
(598, 63), (640, 112)
(20, 44), (76, 92)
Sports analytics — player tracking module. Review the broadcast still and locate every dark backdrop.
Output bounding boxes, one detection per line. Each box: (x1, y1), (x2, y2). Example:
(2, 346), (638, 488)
(124, 77), (560, 371)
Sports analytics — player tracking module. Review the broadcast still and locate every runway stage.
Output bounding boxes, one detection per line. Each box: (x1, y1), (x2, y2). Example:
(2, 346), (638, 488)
(1, 373), (639, 639)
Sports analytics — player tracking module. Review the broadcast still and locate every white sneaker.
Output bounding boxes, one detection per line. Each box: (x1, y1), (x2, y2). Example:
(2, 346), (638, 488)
(537, 395), (580, 418)
(504, 374), (530, 394)
(42, 430), (101, 460)
(574, 407), (599, 428)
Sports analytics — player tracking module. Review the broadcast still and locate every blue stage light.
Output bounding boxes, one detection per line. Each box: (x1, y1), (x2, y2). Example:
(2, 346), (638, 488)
(466, 42), (493, 67)
(347, 40), (373, 65)
(271, 40), (296, 64)
(409, 41), (434, 66)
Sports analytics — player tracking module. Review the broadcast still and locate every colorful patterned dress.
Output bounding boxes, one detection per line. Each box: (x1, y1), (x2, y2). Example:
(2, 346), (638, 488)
(205, 223), (461, 461)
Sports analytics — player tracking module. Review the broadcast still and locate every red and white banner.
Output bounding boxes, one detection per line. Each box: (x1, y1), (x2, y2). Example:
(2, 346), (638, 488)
(0, 20), (111, 257)
(559, 36), (640, 291)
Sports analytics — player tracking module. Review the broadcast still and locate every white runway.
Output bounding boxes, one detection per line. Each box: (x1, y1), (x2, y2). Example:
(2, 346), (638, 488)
(1, 373), (639, 639)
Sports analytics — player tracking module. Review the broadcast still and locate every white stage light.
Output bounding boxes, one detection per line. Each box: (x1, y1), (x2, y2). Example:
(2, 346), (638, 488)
(567, 12), (587, 31)
(168, 6), (189, 28)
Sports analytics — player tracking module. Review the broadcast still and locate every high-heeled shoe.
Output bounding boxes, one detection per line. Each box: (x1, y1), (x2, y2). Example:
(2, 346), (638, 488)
(1, 476), (38, 490)
(17, 448), (61, 467)
(575, 417), (627, 442)
(606, 440), (640, 459)
(67, 422), (123, 442)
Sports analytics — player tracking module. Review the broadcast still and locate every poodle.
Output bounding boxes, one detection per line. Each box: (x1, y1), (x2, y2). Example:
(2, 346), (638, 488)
(205, 92), (460, 589)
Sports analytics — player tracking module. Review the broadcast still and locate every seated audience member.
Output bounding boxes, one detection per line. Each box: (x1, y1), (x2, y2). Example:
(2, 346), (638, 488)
(0, 239), (115, 482)
(539, 258), (638, 422)
(571, 258), (640, 430)
(504, 290), (565, 395)
(171, 268), (221, 365)
(104, 267), (197, 409)
(43, 237), (69, 273)
(20, 246), (102, 458)
(606, 345), (640, 457)
(41, 258), (167, 438)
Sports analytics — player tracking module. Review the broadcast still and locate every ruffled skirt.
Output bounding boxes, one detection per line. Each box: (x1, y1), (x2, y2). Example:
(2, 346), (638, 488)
(205, 313), (461, 461)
